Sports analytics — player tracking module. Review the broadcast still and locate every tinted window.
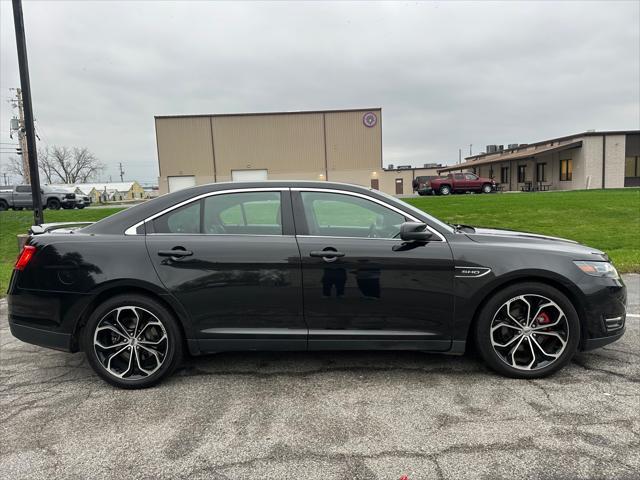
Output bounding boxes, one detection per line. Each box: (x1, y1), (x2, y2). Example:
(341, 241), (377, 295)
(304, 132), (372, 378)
(464, 174), (478, 180)
(453, 174), (464, 180)
(153, 201), (201, 234)
(301, 191), (406, 238)
(16, 186), (31, 193)
(204, 192), (282, 235)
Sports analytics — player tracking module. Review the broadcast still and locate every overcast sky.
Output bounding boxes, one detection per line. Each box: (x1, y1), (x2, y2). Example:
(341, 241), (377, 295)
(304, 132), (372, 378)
(1, 0), (638, 184)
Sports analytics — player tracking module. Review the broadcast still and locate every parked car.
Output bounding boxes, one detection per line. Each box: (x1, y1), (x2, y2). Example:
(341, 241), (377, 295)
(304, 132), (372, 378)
(8, 181), (626, 388)
(412, 175), (438, 196)
(0, 185), (76, 211)
(426, 173), (496, 195)
(74, 194), (92, 209)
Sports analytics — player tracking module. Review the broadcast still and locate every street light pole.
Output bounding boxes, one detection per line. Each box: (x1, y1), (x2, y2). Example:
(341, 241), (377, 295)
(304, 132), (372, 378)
(12, 0), (43, 225)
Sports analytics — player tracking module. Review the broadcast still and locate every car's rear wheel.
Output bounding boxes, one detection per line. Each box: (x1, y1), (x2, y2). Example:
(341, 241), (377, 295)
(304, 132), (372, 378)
(83, 294), (183, 389)
(475, 282), (580, 378)
(47, 198), (61, 210)
(0, 200), (7, 211)
(482, 183), (492, 194)
(439, 185), (451, 195)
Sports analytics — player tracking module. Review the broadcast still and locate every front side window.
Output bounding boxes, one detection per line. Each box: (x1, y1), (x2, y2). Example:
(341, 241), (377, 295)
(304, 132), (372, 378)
(301, 191), (406, 239)
(560, 158), (573, 181)
(16, 186), (31, 193)
(465, 173), (478, 180)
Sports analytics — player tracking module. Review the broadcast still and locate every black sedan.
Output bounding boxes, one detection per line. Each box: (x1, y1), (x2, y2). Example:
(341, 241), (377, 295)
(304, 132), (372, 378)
(7, 181), (626, 388)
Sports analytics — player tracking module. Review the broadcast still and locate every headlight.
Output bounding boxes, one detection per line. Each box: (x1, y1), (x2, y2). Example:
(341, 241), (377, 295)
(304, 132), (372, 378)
(574, 261), (619, 279)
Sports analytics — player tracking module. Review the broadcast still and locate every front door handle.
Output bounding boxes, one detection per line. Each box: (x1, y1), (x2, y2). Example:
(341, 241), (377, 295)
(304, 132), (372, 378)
(158, 249), (193, 258)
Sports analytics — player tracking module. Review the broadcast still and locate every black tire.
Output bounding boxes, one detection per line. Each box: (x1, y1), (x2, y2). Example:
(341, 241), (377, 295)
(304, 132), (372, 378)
(474, 282), (580, 379)
(0, 200), (7, 211)
(439, 185), (451, 195)
(47, 198), (61, 210)
(76, 204), (85, 209)
(82, 294), (183, 389)
(482, 183), (492, 194)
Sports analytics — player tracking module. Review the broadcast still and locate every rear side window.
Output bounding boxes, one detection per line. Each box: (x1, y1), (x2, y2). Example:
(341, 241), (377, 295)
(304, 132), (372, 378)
(204, 192), (282, 235)
(152, 201), (201, 234)
(151, 191), (283, 235)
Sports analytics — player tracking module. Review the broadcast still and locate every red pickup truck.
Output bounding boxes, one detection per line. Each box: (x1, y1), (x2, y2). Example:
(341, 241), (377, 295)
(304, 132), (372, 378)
(423, 173), (496, 195)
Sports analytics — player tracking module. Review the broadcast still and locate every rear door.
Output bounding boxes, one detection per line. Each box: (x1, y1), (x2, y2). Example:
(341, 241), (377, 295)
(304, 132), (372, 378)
(293, 188), (454, 351)
(145, 188), (306, 352)
(14, 186), (33, 207)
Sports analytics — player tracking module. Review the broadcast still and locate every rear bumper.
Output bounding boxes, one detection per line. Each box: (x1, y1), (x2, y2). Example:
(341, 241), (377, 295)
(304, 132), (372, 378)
(9, 320), (73, 352)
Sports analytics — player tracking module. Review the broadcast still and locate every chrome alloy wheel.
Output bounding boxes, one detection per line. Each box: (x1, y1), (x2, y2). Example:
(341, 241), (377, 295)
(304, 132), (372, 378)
(93, 306), (168, 379)
(490, 294), (569, 371)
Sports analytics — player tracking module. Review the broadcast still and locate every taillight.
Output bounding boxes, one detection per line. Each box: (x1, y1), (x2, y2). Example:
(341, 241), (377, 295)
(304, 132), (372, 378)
(15, 245), (36, 271)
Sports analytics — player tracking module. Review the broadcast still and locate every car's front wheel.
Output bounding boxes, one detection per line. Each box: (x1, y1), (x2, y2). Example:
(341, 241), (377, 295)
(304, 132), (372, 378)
(482, 183), (493, 194)
(83, 294), (183, 388)
(47, 199), (61, 210)
(439, 185), (451, 195)
(475, 282), (580, 378)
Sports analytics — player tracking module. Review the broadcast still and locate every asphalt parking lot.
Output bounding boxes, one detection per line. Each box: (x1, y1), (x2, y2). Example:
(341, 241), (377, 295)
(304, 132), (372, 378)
(1, 274), (638, 480)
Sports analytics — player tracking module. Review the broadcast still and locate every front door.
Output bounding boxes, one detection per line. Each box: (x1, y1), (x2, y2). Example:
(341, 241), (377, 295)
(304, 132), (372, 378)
(293, 189), (454, 351)
(145, 189), (306, 352)
(395, 178), (404, 194)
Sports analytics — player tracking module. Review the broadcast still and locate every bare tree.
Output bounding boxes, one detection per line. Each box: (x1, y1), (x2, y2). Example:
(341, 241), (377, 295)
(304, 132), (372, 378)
(6, 156), (26, 182)
(40, 146), (105, 184)
(38, 147), (56, 184)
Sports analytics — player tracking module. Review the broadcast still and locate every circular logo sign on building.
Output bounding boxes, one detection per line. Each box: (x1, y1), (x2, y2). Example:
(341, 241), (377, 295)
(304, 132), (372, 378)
(362, 111), (378, 128)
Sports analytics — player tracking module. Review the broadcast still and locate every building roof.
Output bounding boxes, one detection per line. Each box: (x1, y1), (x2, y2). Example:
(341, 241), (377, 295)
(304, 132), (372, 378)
(439, 140), (583, 173)
(439, 129), (640, 174)
(155, 107), (382, 120)
(48, 182), (138, 194)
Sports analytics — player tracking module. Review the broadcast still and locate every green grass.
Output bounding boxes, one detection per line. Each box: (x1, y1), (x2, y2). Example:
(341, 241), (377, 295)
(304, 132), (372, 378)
(404, 189), (640, 273)
(1, 189), (638, 294)
(0, 208), (124, 293)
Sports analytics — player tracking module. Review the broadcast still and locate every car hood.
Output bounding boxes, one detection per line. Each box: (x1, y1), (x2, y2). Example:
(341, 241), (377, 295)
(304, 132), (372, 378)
(465, 227), (607, 257)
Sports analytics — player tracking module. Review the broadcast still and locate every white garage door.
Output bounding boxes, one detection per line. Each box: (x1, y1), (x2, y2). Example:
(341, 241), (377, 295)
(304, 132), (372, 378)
(167, 175), (196, 192)
(231, 169), (268, 182)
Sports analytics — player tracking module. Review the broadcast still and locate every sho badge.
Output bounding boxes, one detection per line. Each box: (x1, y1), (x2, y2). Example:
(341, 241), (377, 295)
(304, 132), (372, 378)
(455, 266), (491, 278)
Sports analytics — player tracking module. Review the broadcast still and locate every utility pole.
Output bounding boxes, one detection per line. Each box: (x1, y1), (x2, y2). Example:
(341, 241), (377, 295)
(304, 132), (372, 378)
(2, 173), (8, 186)
(12, 0), (43, 224)
(118, 162), (125, 182)
(458, 148), (462, 164)
(469, 144), (473, 156)
(13, 88), (30, 184)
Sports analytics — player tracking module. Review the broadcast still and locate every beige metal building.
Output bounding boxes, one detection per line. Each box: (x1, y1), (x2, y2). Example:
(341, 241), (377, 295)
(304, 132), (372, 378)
(155, 108), (438, 195)
(439, 130), (640, 191)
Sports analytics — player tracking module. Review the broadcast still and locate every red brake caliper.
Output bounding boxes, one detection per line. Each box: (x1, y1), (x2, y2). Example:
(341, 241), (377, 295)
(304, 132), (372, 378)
(535, 311), (551, 330)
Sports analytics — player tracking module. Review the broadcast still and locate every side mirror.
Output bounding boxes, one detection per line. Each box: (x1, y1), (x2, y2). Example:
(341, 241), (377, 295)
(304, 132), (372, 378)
(399, 222), (433, 242)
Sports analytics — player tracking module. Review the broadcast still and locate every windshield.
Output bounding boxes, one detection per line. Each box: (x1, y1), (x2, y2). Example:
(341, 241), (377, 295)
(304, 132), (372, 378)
(373, 189), (455, 233)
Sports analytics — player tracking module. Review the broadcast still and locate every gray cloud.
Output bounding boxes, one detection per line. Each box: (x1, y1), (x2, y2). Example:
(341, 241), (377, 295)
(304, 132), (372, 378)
(1, 0), (638, 183)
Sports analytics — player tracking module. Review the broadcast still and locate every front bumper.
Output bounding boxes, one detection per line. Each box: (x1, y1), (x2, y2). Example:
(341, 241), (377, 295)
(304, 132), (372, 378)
(579, 278), (627, 350)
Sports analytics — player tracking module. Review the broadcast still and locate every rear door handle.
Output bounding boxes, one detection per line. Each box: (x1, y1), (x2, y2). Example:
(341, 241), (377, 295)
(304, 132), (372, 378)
(158, 249), (193, 258)
(310, 251), (345, 259)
